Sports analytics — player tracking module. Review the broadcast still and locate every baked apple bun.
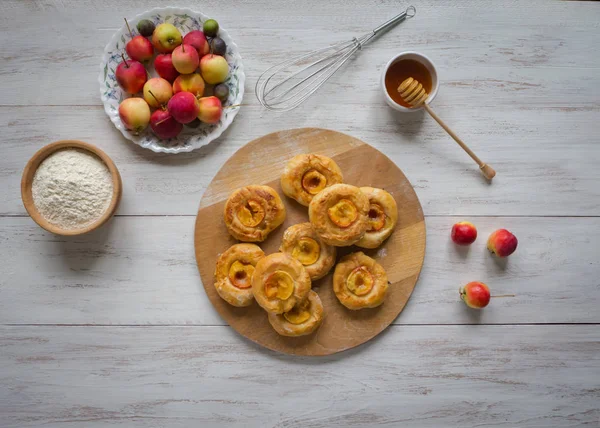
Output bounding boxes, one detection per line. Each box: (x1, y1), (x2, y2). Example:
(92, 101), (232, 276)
(252, 252), (311, 314)
(224, 185), (286, 242)
(281, 154), (343, 206)
(355, 187), (398, 249)
(268, 290), (324, 337)
(308, 184), (369, 246)
(279, 222), (336, 280)
(214, 243), (265, 307)
(333, 252), (388, 310)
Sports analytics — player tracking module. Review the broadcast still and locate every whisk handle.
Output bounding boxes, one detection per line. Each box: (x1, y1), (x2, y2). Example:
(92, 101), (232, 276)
(373, 6), (416, 34)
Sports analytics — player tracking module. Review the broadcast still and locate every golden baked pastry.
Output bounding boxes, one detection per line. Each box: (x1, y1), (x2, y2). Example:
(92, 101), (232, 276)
(333, 252), (388, 310)
(214, 243), (265, 307)
(279, 222), (336, 280)
(355, 187), (398, 249)
(308, 183), (369, 246)
(252, 252), (312, 314)
(224, 185), (286, 242)
(268, 290), (324, 337)
(281, 154), (343, 206)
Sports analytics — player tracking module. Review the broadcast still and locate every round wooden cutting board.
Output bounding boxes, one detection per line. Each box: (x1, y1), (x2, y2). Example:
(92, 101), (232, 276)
(195, 128), (426, 356)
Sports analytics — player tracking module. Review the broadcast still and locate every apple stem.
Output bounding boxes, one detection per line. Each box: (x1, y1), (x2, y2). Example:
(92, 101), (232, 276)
(148, 90), (163, 108)
(124, 18), (133, 38)
(490, 294), (515, 298)
(154, 115), (173, 126)
(121, 53), (129, 68)
(182, 44), (185, 53)
(154, 118), (169, 126)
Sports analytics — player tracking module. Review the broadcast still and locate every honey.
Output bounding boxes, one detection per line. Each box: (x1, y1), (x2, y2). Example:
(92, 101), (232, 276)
(385, 59), (432, 108)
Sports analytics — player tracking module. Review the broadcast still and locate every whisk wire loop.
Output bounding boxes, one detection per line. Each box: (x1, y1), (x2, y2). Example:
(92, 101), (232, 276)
(255, 6), (416, 111)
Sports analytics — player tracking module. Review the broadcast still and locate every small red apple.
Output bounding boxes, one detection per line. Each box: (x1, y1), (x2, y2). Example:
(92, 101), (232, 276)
(197, 96), (222, 124)
(173, 73), (205, 97)
(143, 77), (173, 108)
(119, 98), (151, 134)
(172, 44), (199, 74)
(154, 54), (179, 82)
(459, 281), (490, 309)
(151, 23), (182, 53)
(487, 229), (518, 257)
(199, 54), (229, 84)
(126, 35), (154, 63)
(150, 109), (183, 139)
(167, 91), (199, 124)
(115, 55), (147, 94)
(451, 221), (477, 245)
(183, 30), (210, 58)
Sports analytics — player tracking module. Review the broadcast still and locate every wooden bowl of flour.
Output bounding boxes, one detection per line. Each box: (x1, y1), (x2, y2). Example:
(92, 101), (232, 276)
(21, 140), (122, 236)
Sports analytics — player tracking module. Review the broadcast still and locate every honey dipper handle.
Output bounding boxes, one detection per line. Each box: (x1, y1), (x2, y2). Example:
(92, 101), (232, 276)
(422, 103), (496, 180)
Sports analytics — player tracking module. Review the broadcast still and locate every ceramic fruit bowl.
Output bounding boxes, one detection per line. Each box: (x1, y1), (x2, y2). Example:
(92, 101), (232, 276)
(21, 140), (122, 236)
(99, 7), (245, 154)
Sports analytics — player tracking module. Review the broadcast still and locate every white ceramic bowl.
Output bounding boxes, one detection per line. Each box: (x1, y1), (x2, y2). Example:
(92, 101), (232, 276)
(381, 51), (438, 113)
(99, 7), (245, 154)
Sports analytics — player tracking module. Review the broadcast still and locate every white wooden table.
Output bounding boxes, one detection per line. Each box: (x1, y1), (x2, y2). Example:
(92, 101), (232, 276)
(1, 1), (599, 426)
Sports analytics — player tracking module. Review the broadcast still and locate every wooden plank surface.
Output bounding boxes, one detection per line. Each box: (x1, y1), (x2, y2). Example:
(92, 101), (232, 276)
(0, 0), (599, 426)
(1, 325), (598, 427)
(1, 105), (599, 216)
(1, 216), (597, 326)
(0, 0), (599, 217)
(1, 0), (599, 106)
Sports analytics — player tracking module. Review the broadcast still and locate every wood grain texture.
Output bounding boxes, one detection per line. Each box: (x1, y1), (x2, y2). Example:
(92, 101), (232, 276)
(0, 0), (599, 425)
(1, 104), (599, 217)
(195, 129), (426, 355)
(1, 0), (599, 106)
(0, 1), (599, 217)
(1, 325), (598, 427)
(1, 215), (598, 326)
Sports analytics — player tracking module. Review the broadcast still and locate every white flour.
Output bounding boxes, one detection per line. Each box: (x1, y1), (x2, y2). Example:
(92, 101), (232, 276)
(32, 148), (113, 230)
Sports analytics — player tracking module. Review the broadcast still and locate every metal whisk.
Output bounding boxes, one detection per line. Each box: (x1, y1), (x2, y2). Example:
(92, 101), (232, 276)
(255, 6), (416, 111)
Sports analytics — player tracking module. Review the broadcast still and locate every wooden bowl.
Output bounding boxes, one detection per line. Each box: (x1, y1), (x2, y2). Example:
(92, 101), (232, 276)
(21, 140), (122, 236)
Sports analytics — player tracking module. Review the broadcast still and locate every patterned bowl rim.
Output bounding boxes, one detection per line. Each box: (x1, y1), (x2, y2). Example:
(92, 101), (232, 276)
(98, 7), (245, 154)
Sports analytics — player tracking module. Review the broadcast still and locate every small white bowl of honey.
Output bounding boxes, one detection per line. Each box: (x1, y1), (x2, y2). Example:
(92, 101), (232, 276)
(381, 51), (439, 112)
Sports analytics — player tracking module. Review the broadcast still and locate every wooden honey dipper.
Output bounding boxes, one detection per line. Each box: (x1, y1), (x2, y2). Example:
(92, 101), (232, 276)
(398, 77), (496, 180)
